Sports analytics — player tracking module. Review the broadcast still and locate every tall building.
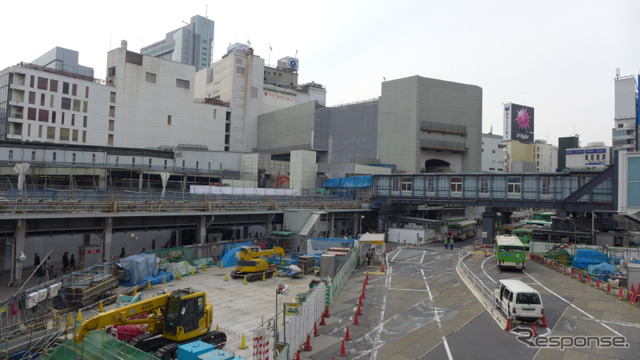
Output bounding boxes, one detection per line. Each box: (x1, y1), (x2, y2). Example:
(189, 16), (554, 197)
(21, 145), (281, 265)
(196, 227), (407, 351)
(198, 43), (326, 153)
(557, 136), (580, 171)
(377, 76), (482, 173)
(612, 73), (638, 151)
(141, 15), (214, 72)
(0, 41), (229, 149)
(31, 47), (94, 79)
(534, 140), (557, 172)
(481, 132), (505, 172)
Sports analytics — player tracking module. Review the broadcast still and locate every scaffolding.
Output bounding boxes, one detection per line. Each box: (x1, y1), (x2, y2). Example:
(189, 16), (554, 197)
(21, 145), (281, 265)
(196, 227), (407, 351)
(44, 330), (156, 360)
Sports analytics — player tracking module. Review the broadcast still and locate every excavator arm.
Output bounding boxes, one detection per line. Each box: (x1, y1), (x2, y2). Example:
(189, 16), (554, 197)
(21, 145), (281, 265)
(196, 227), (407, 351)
(75, 293), (170, 343)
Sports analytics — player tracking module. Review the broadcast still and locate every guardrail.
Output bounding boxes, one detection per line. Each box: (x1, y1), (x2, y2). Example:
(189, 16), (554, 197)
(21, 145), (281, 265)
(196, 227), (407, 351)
(530, 253), (640, 307)
(457, 245), (494, 305)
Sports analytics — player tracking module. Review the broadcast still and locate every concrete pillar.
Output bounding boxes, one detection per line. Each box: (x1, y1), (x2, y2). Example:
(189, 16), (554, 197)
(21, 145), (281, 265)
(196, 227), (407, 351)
(138, 173), (143, 192)
(98, 172), (108, 190)
(330, 213), (335, 237)
(198, 216), (209, 245)
(176, 230), (183, 247)
(183, 175), (188, 193)
(481, 207), (498, 246)
(9, 219), (26, 286)
(83, 234), (91, 246)
(353, 213), (360, 238)
(102, 217), (113, 262)
(266, 214), (274, 234)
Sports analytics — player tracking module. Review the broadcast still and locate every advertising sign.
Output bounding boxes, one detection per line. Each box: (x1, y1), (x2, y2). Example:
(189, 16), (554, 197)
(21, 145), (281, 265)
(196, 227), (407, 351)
(503, 103), (534, 144)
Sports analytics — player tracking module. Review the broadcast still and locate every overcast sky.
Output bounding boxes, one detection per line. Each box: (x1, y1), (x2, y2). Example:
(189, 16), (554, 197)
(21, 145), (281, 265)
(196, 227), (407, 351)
(3, 0), (638, 146)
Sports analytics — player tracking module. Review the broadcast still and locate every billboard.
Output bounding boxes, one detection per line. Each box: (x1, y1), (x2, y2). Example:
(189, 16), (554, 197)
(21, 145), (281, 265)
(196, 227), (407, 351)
(503, 103), (534, 144)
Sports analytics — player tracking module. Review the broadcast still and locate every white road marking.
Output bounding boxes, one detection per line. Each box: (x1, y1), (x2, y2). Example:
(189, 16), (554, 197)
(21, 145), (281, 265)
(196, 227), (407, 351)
(421, 268), (453, 360)
(523, 270), (623, 337)
(420, 250), (426, 264)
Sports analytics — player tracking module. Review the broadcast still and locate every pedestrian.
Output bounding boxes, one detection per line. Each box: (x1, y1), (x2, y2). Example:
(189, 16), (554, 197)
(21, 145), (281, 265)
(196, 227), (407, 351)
(62, 251), (69, 273)
(34, 253), (43, 284)
(44, 256), (52, 279)
(48, 265), (58, 280)
(120, 247), (126, 259)
(445, 232), (451, 250)
(366, 247), (375, 265)
(69, 254), (76, 271)
(450, 236), (454, 250)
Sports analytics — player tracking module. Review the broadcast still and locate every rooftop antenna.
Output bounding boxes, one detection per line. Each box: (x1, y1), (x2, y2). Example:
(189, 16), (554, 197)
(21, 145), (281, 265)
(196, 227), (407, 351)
(616, 68), (620, 79)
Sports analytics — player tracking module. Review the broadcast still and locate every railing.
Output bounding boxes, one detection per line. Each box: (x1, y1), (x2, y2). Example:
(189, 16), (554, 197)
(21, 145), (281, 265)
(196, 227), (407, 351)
(457, 245), (494, 306)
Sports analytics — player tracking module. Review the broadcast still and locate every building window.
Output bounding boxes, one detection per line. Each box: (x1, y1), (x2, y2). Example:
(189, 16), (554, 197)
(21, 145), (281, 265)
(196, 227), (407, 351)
(72, 83), (77, 96)
(73, 99), (81, 111)
(61, 97), (71, 110)
(29, 75), (34, 88)
(8, 150), (13, 161)
(62, 82), (69, 94)
(450, 177), (463, 193)
(28, 108), (36, 120)
(109, 106), (115, 117)
(401, 177), (412, 192)
(31, 151), (36, 161)
(60, 128), (70, 141)
(480, 176), (489, 194)
(50, 95), (54, 107)
(92, 154), (96, 163)
(109, 120), (115, 131)
(108, 66), (116, 77)
(236, 66), (245, 76)
(176, 79), (190, 89)
(196, 161), (199, 171)
(40, 93), (45, 106)
(148, 158), (152, 168)
(83, 116), (87, 127)
(507, 176), (521, 194)
(38, 109), (49, 122)
(108, 134), (113, 146)
(110, 92), (116, 103)
(37, 77), (48, 90)
(28, 92), (35, 104)
(164, 160), (168, 170)
(47, 126), (55, 139)
(52, 152), (56, 162)
(85, 86), (89, 98)
(72, 153), (76, 164)
(542, 177), (551, 195)
(82, 101), (88, 113)
(167, 115), (172, 125)
(71, 114), (75, 126)
(73, 129), (79, 142)
(146, 72), (157, 83)
(115, 156), (119, 167)
(182, 160), (185, 170)
(426, 177), (435, 194)
(132, 157), (136, 167)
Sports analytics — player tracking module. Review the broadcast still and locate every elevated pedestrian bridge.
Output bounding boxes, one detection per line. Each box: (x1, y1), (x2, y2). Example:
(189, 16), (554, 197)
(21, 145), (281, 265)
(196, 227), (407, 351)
(371, 166), (616, 212)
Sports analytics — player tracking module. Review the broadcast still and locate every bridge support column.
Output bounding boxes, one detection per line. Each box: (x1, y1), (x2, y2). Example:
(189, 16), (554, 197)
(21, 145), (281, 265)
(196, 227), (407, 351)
(266, 214), (274, 235)
(353, 213), (360, 238)
(138, 173), (143, 192)
(198, 215), (208, 245)
(102, 217), (113, 262)
(481, 207), (498, 247)
(9, 219), (26, 286)
(329, 213), (335, 237)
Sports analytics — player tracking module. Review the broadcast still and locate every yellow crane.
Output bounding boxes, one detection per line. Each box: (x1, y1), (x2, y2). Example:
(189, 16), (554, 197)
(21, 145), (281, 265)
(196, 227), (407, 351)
(231, 246), (285, 281)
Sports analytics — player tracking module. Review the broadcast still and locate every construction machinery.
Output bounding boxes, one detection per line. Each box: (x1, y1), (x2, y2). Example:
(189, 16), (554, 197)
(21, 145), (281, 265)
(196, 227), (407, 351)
(231, 246), (285, 281)
(75, 288), (226, 360)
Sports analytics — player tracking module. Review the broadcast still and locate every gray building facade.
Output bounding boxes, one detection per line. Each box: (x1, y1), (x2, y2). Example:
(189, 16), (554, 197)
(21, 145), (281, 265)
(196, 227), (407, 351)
(377, 76), (482, 173)
(141, 15), (214, 72)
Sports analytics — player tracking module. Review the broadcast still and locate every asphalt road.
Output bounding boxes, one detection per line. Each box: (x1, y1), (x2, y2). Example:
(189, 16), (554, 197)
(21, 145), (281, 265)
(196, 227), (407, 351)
(304, 238), (640, 360)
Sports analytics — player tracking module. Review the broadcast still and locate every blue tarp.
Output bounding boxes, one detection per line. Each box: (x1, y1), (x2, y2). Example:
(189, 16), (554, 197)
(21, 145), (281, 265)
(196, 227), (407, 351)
(119, 254), (159, 286)
(220, 246), (244, 268)
(572, 249), (610, 269)
(587, 263), (618, 282)
(141, 270), (173, 286)
(324, 175), (373, 189)
(222, 241), (252, 256)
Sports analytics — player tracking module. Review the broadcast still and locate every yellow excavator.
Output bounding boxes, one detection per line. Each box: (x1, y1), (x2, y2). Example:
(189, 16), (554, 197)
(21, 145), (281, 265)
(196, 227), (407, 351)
(75, 288), (226, 360)
(231, 246), (285, 282)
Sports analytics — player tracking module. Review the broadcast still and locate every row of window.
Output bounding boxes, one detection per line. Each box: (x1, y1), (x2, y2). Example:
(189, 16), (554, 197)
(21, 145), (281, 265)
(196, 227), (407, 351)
(22, 124), (86, 142)
(397, 176), (561, 196)
(30, 76), (89, 98)
(26, 107), (87, 127)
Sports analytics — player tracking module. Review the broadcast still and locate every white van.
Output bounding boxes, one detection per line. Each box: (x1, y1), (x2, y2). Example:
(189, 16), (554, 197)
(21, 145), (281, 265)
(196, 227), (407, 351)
(494, 279), (544, 323)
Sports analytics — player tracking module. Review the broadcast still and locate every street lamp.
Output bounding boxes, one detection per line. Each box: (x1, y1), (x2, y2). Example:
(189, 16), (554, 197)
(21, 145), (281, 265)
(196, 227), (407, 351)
(274, 283), (288, 356)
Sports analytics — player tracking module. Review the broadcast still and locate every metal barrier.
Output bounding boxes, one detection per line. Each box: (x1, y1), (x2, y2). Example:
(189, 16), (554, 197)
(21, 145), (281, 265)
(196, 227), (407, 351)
(457, 246), (494, 305)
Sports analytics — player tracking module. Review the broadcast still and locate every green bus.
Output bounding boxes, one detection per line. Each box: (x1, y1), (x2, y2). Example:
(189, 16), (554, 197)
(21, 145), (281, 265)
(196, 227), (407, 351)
(495, 235), (526, 270)
(511, 225), (541, 249)
(447, 220), (477, 240)
(532, 211), (554, 222)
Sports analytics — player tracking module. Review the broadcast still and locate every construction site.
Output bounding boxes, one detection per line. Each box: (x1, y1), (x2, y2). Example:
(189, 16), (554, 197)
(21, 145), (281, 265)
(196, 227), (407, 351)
(0, 237), (365, 360)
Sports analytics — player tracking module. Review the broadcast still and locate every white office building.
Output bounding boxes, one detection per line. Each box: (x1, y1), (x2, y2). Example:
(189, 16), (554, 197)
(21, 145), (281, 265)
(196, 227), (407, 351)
(481, 133), (505, 172)
(535, 140), (558, 172)
(566, 142), (611, 170)
(612, 73), (638, 151)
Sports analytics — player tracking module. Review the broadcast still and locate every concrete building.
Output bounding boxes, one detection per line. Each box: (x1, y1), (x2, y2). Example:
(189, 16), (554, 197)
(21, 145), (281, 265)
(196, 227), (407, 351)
(558, 136), (580, 171)
(566, 142), (611, 170)
(534, 140), (558, 172)
(141, 15), (214, 72)
(503, 140), (535, 172)
(0, 41), (230, 150)
(612, 73), (638, 151)
(481, 132), (505, 172)
(31, 47), (94, 79)
(197, 43), (326, 153)
(377, 76), (483, 173)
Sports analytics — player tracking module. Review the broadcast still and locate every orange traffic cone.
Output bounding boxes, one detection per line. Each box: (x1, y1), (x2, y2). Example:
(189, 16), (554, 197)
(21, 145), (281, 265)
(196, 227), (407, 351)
(631, 283), (636, 294)
(354, 312), (359, 325)
(365, 273), (369, 285)
(325, 305), (331, 318)
(595, 279), (600, 289)
(359, 293), (363, 306)
(320, 313), (326, 326)
(314, 322), (319, 337)
(607, 282), (611, 294)
(531, 322), (537, 337)
(304, 334), (312, 351)
(344, 325), (352, 341)
(619, 288), (624, 300)
(541, 315), (547, 328)
(484, 250), (488, 257)
(361, 288), (366, 300)
(505, 317), (511, 331)
(570, 268), (574, 277)
(339, 339), (346, 356)
(380, 263), (385, 272)
(357, 304), (362, 315)
(631, 292), (637, 305)
(295, 351), (301, 360)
